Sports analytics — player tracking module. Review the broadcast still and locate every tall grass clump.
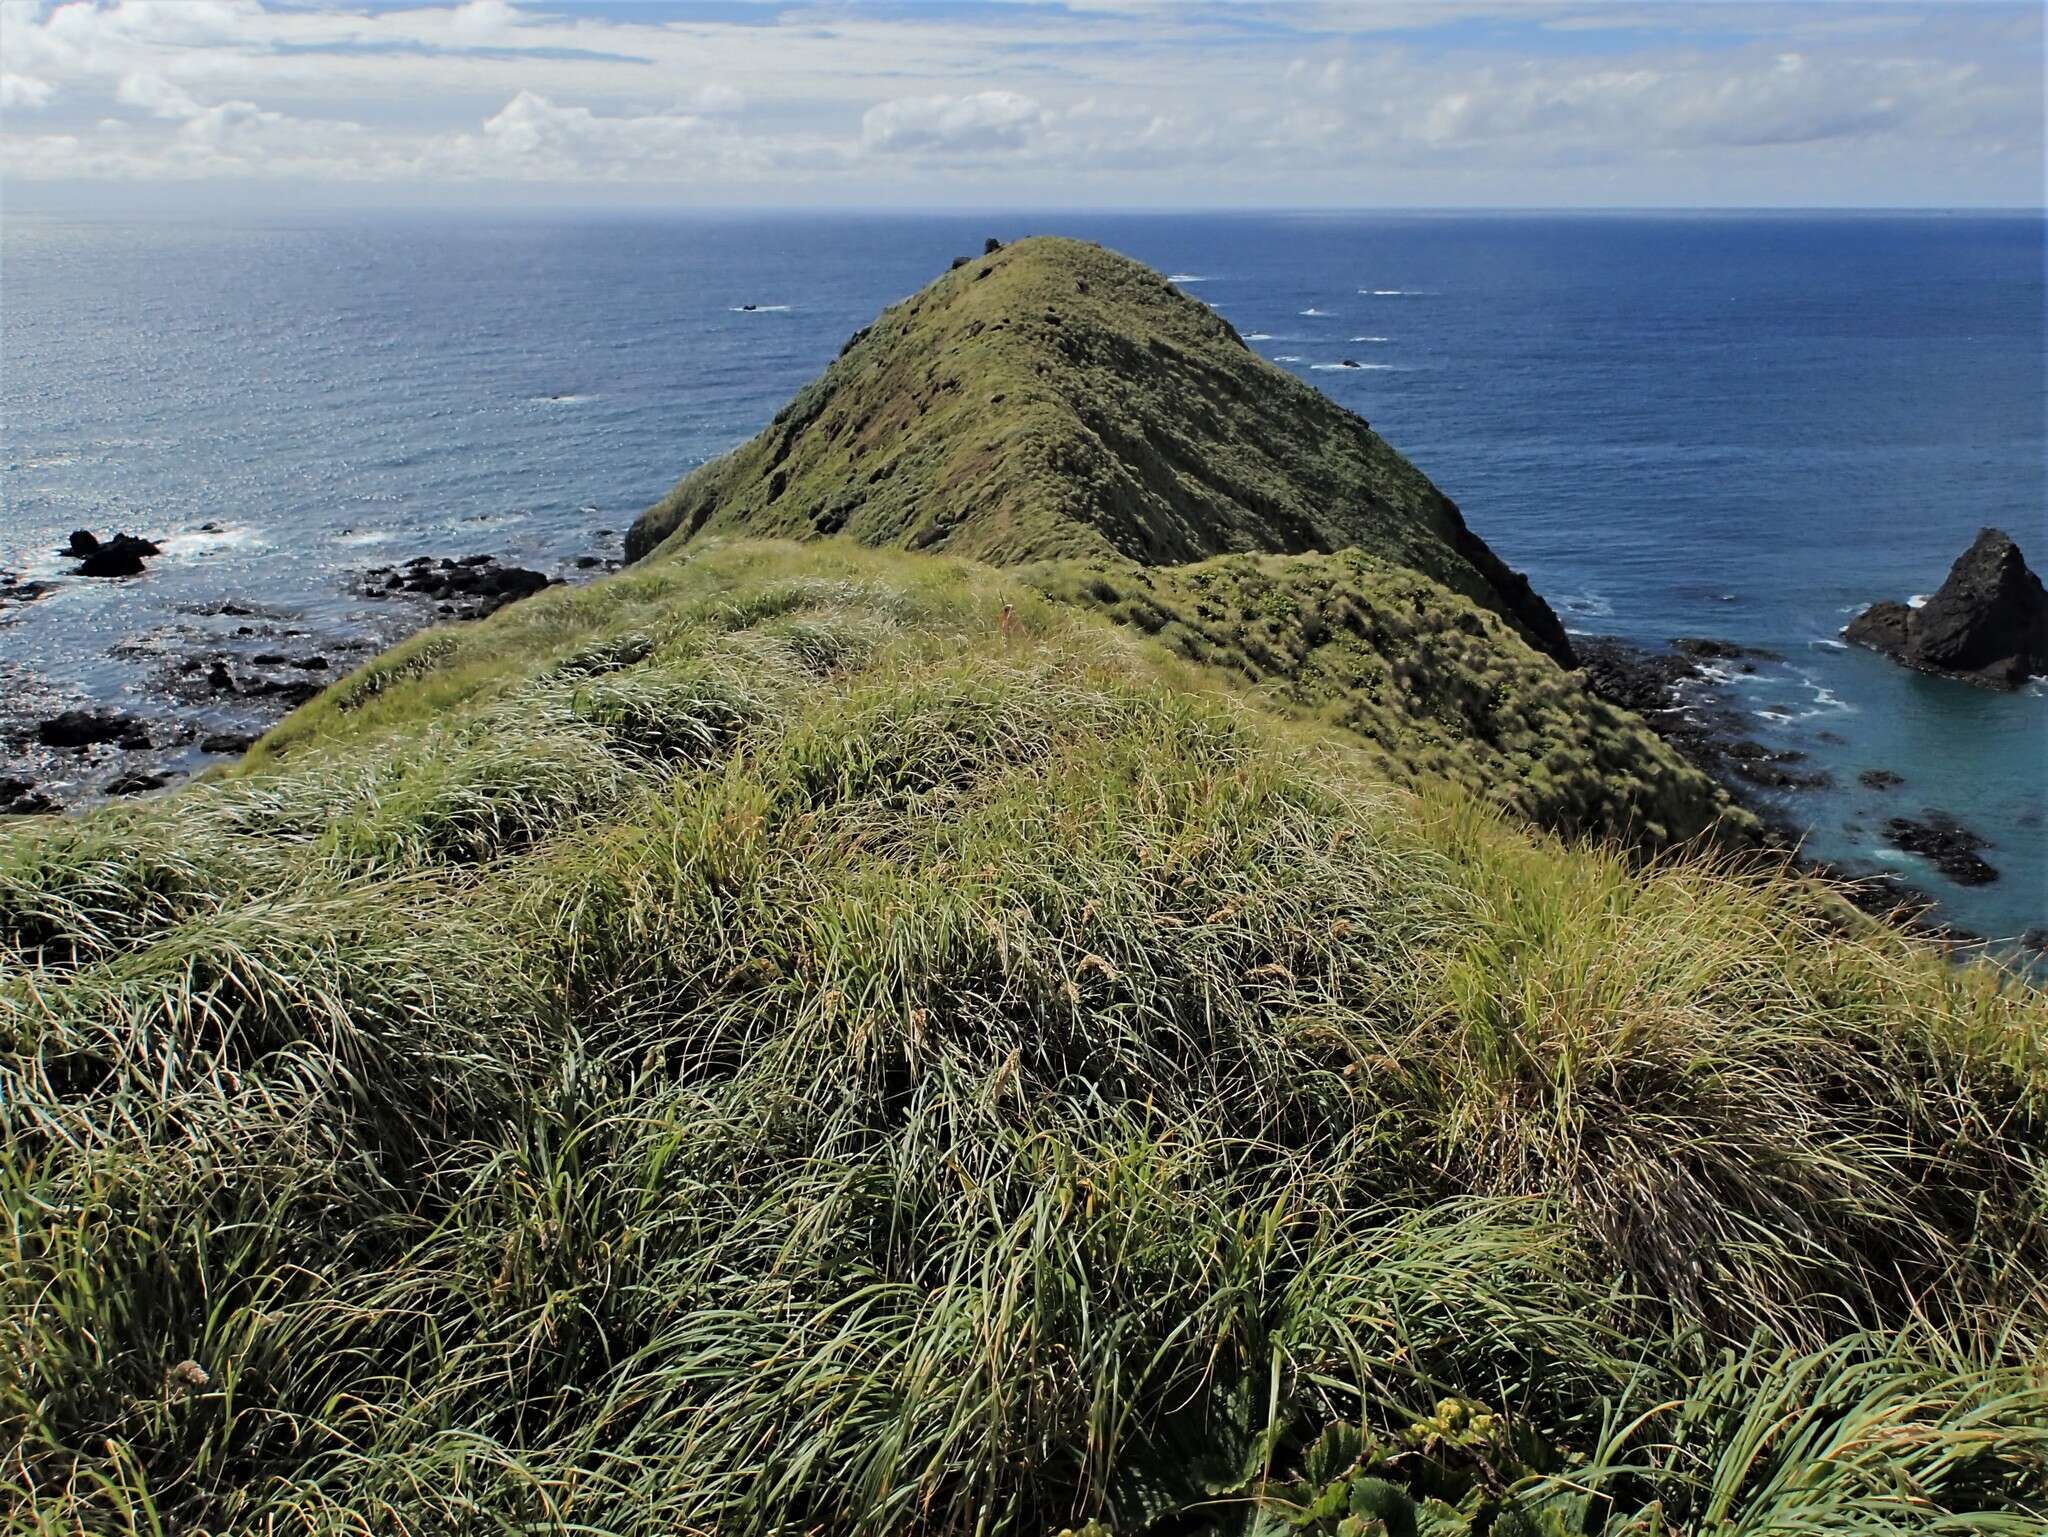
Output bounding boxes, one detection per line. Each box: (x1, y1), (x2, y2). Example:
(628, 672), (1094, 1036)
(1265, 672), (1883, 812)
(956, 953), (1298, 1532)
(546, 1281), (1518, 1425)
(5, 540), (2043, 1534)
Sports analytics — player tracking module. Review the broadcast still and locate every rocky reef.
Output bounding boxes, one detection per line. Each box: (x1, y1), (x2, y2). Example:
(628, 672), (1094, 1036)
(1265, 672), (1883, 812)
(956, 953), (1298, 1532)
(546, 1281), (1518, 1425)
(1846, 527), (2048, 688)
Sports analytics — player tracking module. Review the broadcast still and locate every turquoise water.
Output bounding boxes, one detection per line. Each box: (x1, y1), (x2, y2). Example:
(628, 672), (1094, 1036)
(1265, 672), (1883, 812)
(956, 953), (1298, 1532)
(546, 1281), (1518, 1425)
(2, 210), (2042, 939)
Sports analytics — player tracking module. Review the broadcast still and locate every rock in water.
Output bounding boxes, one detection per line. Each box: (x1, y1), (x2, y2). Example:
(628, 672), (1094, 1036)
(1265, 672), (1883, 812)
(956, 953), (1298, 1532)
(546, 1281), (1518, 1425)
(36, 709), (152, 750)
(1846, 527), (2048, 688)
(71, 532), (162, 578)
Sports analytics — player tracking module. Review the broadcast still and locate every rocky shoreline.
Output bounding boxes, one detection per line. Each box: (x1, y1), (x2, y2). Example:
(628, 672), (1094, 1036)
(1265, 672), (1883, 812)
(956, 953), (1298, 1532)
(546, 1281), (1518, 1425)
(0, 539), (619, 817)
(1576, 632), (2026, 950)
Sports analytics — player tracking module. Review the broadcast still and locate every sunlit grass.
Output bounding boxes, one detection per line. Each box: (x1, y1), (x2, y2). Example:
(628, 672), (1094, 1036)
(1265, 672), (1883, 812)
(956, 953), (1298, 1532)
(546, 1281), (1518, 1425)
(4, 539), (2043, 1533)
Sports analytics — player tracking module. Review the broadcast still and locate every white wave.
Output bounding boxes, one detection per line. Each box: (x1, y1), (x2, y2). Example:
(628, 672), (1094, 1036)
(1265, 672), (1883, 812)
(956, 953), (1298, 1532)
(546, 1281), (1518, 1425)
(1792, 673), (1857, 719)
(160, 524), (262, 558)
(1907, 593), (1930, 609)
(1243, 332), (1275, 341)
(1273, 354), (1305, 363)
(1754, 708), (1795, 723)
(1558, 591), (1614, 619)
(24, 452), (79, 469)
(1311, 362), (1397, 371)
(1348, 335), (1391, 343)
(1299, 307), (1331, 316)
(731, 304), (791, 313)
(1360, 289), (1429, 296)
(1167, 273), (1206, 283)
(1810, 637), (1849, 651)
(533, 393), (597, 405)
(334, 529), (392, 547)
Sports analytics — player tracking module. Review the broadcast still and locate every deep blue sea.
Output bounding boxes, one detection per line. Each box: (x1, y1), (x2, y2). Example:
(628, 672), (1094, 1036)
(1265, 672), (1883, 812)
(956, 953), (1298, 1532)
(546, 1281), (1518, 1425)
(3, 210), (2043, 942)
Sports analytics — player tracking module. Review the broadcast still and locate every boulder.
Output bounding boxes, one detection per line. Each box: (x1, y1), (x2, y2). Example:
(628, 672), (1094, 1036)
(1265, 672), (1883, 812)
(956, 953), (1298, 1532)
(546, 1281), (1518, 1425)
(106, 770), (171, 796)
(71, 532), (162, 578)
(1846, 528), (2048, 688)
(36, 709), (152, 750)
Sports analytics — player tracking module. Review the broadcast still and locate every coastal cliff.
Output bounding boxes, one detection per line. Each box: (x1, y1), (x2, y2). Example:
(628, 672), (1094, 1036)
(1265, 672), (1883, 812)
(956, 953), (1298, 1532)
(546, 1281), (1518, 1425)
(8, 242), (2044, 1535)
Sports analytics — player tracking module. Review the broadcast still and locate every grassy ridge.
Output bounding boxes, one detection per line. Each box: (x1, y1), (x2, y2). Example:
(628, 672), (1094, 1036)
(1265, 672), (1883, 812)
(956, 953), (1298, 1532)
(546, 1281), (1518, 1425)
(7, 540), (2044, 1533)
(628, 238), (1575, 666)
(1026, 549), (1746, 849)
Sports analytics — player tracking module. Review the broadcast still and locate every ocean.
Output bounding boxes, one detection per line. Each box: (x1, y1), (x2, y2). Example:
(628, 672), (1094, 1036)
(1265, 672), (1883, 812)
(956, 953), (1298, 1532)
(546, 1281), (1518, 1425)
(3, 209), (2042, 942)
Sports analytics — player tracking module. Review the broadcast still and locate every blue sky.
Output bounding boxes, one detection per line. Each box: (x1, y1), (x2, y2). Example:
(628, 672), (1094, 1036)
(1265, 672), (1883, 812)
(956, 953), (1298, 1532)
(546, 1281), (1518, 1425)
(1, 1), (2040, 207)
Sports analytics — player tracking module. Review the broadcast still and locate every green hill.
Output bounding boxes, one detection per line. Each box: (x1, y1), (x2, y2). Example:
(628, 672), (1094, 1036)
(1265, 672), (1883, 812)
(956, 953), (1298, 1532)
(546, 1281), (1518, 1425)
(5, 245), (2044, 1535)
(632, 237), (1740, 850)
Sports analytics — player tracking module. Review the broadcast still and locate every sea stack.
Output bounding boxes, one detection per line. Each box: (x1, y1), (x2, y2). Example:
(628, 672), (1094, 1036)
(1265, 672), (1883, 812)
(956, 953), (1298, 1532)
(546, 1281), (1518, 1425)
(1845, 527), (2048, 689)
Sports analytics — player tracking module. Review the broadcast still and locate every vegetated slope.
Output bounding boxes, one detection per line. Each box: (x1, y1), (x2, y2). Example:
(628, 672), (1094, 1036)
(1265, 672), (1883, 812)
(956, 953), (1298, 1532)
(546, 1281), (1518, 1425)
(628, 237), (1571, 665)
(1027, 550), (1736, 848)
(630, 238), (1740, 850)
(6, 540), (2045, 1535)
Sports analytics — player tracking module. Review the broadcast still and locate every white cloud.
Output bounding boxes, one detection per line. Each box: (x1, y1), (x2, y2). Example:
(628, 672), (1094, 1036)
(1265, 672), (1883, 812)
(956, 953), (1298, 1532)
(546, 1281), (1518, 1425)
(116, 71), (203, 120)
(862, 90), (1044, 157)
(0, 1), (2037, 204)
(0, 71), (53, 110)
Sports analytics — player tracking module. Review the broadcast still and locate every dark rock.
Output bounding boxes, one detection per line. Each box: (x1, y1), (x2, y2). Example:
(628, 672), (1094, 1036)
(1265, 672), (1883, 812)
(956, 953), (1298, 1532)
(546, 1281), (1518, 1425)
(0, 574), (54, 608)
(2020, 927), (2048, 954)
(575, 555), (603, 569)
(291, 656), (329, 670)
(207, 661), (235, 693)
(1576, 636), (1694, 715)
(73, 532), (161, 579)
(984, 237), (1004, 255)
(1859, 769), (1905, 790)
(254, 653), (290, 665)
(200, 732), (258, 755)
(64, 530), (100, 556)
(0, 776), (58, 815)
(1846, 528), (2048, 688)
(950, 256), (971, 270)
(248, 679), (322, 707)
(355, 554), (549, 620)
(37, 709), (151, 750)
(1672, 637), (1784, 663)
(105, 770), (170, 796)
(1884, 812), (1999, 886)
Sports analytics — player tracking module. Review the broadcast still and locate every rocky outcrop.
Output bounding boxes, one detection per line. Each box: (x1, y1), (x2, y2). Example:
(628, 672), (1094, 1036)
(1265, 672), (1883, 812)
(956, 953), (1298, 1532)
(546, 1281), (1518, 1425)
(66, 530), (162, 578)
(1846, 528), (2048, 688)
(355, 555), (552, 620)
(35, 709), (152, 750)
(1884, 812), (1999, 886)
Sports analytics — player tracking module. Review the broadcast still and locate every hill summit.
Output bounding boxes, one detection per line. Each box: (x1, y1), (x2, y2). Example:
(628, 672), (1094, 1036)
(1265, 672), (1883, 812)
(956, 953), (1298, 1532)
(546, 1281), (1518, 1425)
(628, 236), (1572, 665)
(631, 237), (1746, 849)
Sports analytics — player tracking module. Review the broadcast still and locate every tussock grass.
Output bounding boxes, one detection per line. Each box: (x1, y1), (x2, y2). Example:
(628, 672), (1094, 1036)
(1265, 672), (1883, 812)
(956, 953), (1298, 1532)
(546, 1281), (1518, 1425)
(5, 540), (2043, 1533)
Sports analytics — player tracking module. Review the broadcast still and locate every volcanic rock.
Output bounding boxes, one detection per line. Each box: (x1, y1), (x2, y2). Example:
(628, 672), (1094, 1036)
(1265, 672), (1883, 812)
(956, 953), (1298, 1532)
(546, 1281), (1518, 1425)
(1846, 528), (2048, 688)
(0, 776), (58, 815)
(36, 709), (152, 750)
(69, 531), (162, 578)
(355, 555), (552, 620)
(1883, 812), (1999, 886)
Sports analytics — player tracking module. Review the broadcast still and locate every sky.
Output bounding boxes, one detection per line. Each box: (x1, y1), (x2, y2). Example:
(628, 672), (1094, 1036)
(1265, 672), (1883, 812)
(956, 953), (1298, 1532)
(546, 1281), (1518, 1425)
(0, 0), (2041, 209)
